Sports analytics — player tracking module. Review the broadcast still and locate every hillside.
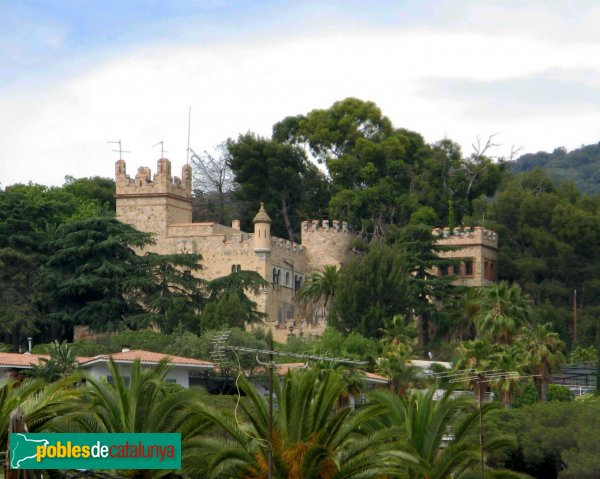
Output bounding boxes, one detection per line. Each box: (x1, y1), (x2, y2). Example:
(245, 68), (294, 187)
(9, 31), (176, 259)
(511, 143), (600, 193)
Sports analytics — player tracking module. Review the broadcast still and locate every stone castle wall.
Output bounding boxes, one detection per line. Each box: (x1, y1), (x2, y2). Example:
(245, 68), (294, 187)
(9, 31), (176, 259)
(114, 158), (499, 340)
(301, 220), (355, 271)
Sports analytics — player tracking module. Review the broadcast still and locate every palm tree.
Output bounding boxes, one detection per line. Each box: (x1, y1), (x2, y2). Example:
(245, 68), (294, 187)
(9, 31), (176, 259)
(454, 339), (494, 404)
(517, 322), (564, 402)
(372, 387), (509, 479)
(187, 368), (413, 478)
(45, 358), (210, 479)
(376, 348), (422, 396)
(0, 377), (81, 450)
(489, 345), (525, 408)
(27, 340), (78, 381)
(295, 265), (339, 325)
(472, 282), (529, 344)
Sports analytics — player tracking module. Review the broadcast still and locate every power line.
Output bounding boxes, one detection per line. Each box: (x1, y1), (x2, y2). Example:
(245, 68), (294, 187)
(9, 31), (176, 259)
(211, 331), (367, 479)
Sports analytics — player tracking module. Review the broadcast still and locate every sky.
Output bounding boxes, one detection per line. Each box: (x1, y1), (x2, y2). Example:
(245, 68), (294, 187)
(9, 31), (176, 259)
(2, 0), (600, 187)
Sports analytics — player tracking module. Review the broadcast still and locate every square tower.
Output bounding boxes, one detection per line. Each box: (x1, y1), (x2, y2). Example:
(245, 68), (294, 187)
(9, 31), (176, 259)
(115, 159), (193, 237)
(433, 226), (498, 287)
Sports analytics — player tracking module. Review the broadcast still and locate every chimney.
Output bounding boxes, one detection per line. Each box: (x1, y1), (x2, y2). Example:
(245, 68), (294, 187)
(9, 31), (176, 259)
(232, 219), (240, 230)
(27, 337), (32, 353)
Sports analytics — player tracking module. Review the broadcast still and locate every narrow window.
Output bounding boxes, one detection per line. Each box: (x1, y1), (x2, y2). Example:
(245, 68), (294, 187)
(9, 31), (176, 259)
(464, 260), (474, 276)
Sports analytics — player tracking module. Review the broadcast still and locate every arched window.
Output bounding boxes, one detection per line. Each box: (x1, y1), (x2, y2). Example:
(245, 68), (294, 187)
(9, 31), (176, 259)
(286, 272), (290, 286)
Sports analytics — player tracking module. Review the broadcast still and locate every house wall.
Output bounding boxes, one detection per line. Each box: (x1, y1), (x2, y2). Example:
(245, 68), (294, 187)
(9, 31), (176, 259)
(81, 362), (191, 388)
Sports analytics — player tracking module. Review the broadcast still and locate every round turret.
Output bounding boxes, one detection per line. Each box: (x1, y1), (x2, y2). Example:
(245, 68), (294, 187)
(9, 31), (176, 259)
(253, 203), (272, 255)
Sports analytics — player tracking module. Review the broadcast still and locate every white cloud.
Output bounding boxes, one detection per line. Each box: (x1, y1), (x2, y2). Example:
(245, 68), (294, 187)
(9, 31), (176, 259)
(1, 26), (600, 187)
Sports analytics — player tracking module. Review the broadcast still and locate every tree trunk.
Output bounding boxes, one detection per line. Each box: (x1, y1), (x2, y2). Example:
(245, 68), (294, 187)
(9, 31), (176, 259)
(280, 196), (295, 241)
(540, 378), (548, 402)
(217, 185), (225, 225)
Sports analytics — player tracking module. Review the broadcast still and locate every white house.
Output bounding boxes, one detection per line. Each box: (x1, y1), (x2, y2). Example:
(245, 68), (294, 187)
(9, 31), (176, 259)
(0, 352), (47, 380)
(77, 349), (214, 388)
(0, 349), (213, 388)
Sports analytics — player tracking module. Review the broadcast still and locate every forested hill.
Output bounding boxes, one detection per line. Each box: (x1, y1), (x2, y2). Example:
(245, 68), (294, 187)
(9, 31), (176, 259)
(511, 142), (600, 193)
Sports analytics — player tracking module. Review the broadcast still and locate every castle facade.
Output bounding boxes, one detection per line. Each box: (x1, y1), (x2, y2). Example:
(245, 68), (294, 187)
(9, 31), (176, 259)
(115, 158), (497, 340)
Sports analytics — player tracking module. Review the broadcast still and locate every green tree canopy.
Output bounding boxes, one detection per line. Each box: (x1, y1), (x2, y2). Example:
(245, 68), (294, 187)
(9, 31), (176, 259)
(226, 133), (330, 240)
(329, 242), (410, 338)
(274, 98), (505, 236)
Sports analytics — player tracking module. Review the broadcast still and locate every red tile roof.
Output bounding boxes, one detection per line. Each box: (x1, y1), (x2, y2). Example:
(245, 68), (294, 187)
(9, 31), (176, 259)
(78, 350), (213, 368)
(0, 353), (48, 368)
(273, 363), (389, 383)
(275, 363), (307, 375)
(363, 371), (390, 383)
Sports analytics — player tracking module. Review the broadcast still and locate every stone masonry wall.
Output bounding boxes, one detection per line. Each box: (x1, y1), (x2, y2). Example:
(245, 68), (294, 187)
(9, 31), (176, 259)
(301, 220), (355, 272)
(433, 226), (499, 287)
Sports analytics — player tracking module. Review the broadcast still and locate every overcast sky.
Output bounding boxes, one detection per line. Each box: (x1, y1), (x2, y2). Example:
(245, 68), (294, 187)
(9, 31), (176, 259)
(2, 0), (600, 187)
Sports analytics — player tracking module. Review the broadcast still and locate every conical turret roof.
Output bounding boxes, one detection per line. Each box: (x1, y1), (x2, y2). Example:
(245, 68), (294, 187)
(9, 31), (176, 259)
(252, 203), (272, 224)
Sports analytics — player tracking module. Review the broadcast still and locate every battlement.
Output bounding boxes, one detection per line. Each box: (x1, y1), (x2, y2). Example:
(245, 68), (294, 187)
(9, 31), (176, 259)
(301, 219), (354, 271)
(432, 226), (498, 250)
(271, 236), (305, 255)
(301, 219), (350, 234)
(115, 159), (192, 199)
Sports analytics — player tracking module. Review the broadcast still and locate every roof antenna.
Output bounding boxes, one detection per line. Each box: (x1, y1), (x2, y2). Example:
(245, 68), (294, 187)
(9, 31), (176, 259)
(186, 105), (192, 165)
(153, 141), (168, 158)
(107, 140), (130, 160)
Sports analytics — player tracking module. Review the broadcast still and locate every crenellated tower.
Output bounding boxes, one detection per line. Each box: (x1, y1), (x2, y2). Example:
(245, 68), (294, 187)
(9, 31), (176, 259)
(300, 219), (354, 272)
(115, 158), (192, 237)
(432, 226), (499, 287)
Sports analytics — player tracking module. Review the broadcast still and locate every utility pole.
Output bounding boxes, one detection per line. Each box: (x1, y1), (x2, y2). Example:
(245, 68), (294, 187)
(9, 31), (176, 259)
(267, 330), (274, 479)
(573, 289), (577, 345)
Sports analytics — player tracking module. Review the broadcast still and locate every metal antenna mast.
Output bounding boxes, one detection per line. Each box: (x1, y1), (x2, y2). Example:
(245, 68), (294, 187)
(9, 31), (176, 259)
(474, 212), (493, 229)
(107, 140), (130, 160)
(211, 331), (367, 479)
(153, 141), (168, 158)
(186, 106), (192, 165)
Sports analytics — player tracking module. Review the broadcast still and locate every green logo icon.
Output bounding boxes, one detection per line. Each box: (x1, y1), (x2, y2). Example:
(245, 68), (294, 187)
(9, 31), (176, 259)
(9, 433), (181, 470)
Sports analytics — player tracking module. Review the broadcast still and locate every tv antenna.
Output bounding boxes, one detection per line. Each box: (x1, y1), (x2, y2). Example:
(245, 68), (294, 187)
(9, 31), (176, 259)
(434, 369), (540, 479)
(211, 331), (367, 479)
(153, 141), (168, 158)
(473, 213), (493, 229)
(107, 140), (130, 160)
(186, 106), (191, 165)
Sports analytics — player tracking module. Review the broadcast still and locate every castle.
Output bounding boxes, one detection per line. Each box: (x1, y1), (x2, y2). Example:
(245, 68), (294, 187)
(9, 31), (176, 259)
(115, 158), (498, 340)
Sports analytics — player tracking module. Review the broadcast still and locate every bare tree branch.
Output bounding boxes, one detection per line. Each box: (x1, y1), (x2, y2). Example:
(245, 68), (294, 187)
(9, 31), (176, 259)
(189, 143), (235, 224)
